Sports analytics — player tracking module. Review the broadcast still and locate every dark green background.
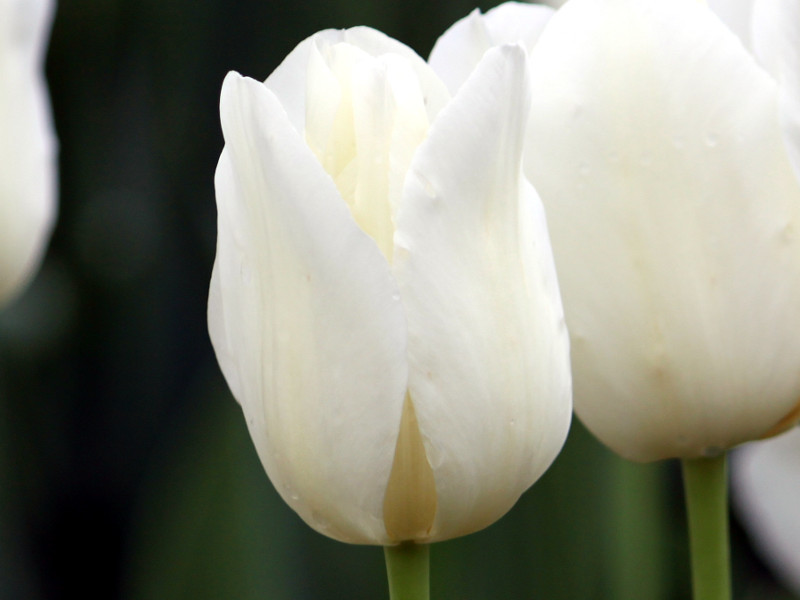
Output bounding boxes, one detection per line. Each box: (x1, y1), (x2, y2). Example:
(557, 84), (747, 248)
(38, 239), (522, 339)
(0, 0), (793, 598)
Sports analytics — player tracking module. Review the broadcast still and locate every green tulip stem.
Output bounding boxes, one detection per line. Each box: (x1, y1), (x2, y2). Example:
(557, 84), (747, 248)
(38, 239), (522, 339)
(384, 542), (430, 600)
(681, 453), (731, 600)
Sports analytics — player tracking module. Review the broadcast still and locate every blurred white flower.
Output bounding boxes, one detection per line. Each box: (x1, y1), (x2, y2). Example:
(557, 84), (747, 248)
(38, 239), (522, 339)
(0, 0), (58, 306)
(524, 0), (800, 461)
(733, 429), (800, 594)
(208, 28), (572, 545)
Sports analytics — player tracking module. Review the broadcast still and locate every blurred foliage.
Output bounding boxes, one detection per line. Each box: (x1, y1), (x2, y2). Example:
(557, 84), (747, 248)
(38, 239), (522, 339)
(0, 0), (796, 598)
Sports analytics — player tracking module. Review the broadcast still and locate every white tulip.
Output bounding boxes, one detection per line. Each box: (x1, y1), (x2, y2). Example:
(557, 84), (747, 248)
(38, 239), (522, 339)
(208, 28), (572, 545)
(0, 0), (57, 306)
(523, 0), (800, 461)
(733, 429), (800, 594)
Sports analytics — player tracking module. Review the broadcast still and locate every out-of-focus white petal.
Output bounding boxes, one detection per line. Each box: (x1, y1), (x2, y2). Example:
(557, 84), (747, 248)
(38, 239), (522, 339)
(0, 0), (57, 305)
(265, 27), (449, 136)
(209, 72), (408, 544)
(752, 0), (800, 180)
(707, 0), (755, 49)
(395, 45), (572, 541)
(733, 429), (800, 594)
(429, 2), (554, 95)
(526, 0), (800, 461)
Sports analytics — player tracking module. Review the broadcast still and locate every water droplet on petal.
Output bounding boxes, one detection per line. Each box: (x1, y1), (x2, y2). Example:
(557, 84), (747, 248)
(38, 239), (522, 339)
(705, 132), (718, 148)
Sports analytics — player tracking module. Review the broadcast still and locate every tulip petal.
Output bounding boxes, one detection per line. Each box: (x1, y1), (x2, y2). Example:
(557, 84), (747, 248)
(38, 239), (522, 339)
(526, 0), (800, 461)
(752, 0), (800, 179)
(707, 0), (755, 49)
(394, 45), (572, 542)
(0, 0), (57, 304)
(429, 2), (554, 95)
(209, 72), (408, 544)
(733, 430), (800, 594)
(264, 27), (449, 136)
(303, 42), (431, 260)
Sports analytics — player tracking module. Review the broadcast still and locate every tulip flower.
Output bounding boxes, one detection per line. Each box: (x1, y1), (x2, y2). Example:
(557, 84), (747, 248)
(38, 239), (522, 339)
(522, 0), (800, 463)
(733, 430), (800, 595)
(0, 0), (57, 306)
(208, 25), (571, 567)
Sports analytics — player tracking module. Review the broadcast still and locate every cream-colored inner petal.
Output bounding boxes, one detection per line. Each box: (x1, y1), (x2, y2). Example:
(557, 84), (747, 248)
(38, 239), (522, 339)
(383, 393), (437, 542)
(304, 41), (430, 262)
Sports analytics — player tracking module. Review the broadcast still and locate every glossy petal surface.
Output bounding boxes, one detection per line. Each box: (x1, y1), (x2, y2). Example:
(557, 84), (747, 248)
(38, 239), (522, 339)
(526, 0), (800, 461)
(429, 2), (554, 95)
(209, 73), (407, 544)
(395, 45), (572, 541)
(0, 0), (56, 304)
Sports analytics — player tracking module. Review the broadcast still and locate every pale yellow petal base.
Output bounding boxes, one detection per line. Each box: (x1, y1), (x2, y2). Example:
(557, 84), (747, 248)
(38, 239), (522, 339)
(383, 394), (437, 542)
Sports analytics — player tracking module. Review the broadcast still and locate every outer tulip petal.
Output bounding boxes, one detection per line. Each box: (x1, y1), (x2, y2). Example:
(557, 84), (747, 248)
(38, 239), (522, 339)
(209, 72), (408, 544)
(526, 0), (800, 461)
(264, 27), (449, 136)
(395, 45), (572, 542)
(429, 2), (554, 95)
(707, 0), (755, 48)
(733, 429), (800, 594)
(0, 0), (57, 304)
(752, 0), (800, 179)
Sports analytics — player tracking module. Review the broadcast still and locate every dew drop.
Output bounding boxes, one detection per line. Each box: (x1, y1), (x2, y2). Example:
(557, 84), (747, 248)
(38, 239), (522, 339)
(705, 132), (719, 148)
(578, 161), (590, 176)
(672, 136), (685, 150)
